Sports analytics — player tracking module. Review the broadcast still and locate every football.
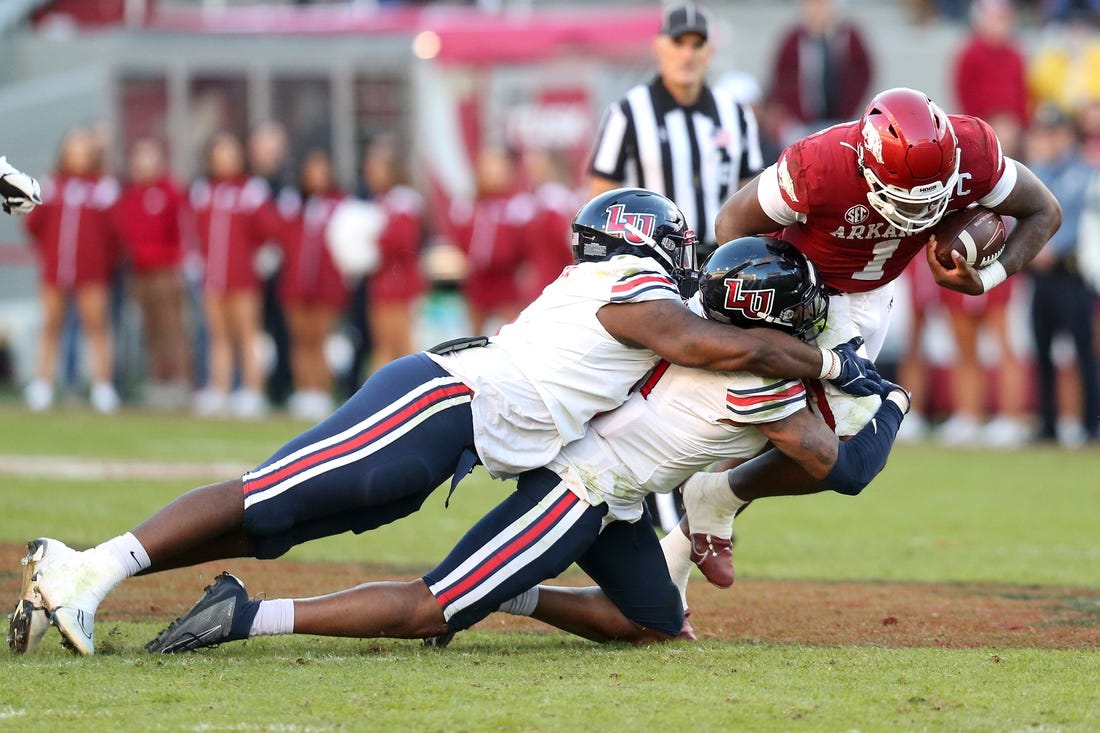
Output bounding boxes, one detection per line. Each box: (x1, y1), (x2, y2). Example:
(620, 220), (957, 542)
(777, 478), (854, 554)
(931, 207), (1007, 269)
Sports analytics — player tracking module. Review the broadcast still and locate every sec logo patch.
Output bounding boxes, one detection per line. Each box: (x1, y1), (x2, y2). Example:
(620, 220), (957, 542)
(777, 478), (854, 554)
(845, 205), (869, 224)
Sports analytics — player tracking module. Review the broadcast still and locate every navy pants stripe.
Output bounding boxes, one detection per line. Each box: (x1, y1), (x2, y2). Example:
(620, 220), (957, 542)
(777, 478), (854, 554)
(241, 353), (476, 559)
(423, 468), (684, 636)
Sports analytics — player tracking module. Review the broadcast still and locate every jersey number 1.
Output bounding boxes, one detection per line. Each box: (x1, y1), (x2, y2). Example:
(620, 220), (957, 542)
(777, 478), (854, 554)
(852, 238), (902, 281)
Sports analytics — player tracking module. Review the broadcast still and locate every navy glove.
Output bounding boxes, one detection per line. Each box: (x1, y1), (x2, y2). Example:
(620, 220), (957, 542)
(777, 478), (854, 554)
(826, 337), (883, 397)
(876, 378), (912, 414)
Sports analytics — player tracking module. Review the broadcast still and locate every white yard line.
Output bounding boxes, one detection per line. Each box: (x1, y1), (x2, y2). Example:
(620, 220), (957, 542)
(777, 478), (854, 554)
(0, 454), (251, 482)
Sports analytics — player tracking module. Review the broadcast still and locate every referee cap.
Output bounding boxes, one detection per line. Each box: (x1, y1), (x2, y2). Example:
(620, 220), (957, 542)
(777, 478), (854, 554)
(661, 3), (709, 40)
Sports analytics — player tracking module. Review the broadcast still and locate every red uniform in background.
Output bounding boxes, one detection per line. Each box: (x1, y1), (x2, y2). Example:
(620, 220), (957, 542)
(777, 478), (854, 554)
(448, 193), (526, 327)
(25, 174), (121, 288)
(188, 176), (271, 294)
(518, 181), (578, 303)
(369, 185), (425, 307)
(114, 176), (185, 273)
(265, 189), (347, 311)
(953, 37), (1028, 127)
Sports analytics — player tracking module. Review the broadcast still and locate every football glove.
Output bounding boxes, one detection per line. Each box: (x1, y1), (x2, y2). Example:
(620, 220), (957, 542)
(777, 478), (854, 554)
(826, 336), (883, 398)
(0, 156), (42, 216)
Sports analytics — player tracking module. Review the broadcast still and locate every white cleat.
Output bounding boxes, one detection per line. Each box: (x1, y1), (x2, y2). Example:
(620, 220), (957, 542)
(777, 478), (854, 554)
(26, 538), (116, 656)
(7, 541), (52, 653)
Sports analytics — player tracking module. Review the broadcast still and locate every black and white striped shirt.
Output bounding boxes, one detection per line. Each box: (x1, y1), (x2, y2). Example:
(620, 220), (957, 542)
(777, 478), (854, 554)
(589, 76), (764, 256)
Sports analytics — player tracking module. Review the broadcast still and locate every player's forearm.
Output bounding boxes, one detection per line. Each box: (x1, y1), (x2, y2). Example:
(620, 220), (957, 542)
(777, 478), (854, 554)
(603, 300), (834, 378)
(994, 162), (1063, 278)
(1000, 205), (1062, 278)
(645, 302), (827, 376)
(822, 391), (909, 496)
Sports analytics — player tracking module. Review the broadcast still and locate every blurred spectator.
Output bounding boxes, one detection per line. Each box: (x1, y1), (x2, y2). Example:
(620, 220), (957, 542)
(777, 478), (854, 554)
(264, 148), (346, 422)
(517, 147), (579, 303)
(1026, 105), (1100, 446)
(114, 138), (190, 410)
(23, 127), (121, 414)
(248, 120), (294, 409)
(952, 0), (1029, 154)
(1076, 98), (1100, 163)
(1028, 10), (1100, 114)
(1042, 0), (1100, 24)
(448, 146), (526, 336)
(188, 131), (270, 418)
(894, 259), (943, 443)
(906, 0), (969, 24)
(362, 135), (426, 374)
(766, 0), (872, 147)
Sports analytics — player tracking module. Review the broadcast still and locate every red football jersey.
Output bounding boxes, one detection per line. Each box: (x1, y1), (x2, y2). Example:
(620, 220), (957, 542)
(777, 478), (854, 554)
(758, 116), (1016, 293)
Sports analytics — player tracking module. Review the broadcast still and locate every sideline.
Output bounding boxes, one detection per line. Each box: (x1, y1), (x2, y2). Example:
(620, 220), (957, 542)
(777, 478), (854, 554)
(0, 454), (250, 482)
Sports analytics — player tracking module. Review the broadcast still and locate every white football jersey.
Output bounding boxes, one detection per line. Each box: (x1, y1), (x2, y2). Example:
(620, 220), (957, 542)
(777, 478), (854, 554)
(546, 300), (809, 522)
(431, 254), (682, 478)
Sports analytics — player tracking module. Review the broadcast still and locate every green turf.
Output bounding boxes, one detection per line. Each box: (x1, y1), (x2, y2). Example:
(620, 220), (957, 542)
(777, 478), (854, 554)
(2, 633), (1096, 733)
(1, 408), (1096, 731)
(0, 405), (306, 463)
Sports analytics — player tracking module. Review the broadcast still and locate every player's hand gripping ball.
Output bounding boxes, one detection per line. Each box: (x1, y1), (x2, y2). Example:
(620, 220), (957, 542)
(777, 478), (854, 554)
(931, 207), (1007, 269)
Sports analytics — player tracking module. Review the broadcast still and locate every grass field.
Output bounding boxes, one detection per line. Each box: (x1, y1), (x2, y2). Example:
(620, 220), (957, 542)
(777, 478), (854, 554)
(1, 405), (1097, 732)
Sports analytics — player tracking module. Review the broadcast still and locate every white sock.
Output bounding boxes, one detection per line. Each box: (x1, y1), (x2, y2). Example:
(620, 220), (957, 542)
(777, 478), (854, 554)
(497, 587), (539, 616)
(682, 471), (747, 539)
(660, 528), (693, 610)
(249, 598), (295, 637)
(94, 532), (151, 582)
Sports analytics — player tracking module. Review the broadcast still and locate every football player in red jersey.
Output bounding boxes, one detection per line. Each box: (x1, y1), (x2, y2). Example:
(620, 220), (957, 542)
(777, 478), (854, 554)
(670, 87), (1062, 591)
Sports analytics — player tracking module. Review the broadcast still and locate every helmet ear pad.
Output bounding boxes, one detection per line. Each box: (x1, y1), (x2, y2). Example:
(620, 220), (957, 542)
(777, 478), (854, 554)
(698, 236), (828, 341)
(571, 187), (697, 281)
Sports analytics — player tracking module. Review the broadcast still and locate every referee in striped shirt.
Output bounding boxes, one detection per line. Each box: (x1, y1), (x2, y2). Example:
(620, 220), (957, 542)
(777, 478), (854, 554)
(589, 3), (764, 261)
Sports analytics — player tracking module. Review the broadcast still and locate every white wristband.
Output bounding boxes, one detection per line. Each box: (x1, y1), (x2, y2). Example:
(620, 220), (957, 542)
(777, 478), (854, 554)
(818, 346), (840, 380)
(886, 389), (912, 415)
(977, 260), (1008, 293)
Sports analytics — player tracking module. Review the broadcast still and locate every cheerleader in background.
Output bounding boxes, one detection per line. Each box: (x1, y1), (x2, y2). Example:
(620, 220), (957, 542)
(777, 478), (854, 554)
(447, 146), (527, 336)
(188, 132), (270, 418)
(362, 135), (426, 374)
(266, 148), (347, 421)
(23, 127), (121, 413)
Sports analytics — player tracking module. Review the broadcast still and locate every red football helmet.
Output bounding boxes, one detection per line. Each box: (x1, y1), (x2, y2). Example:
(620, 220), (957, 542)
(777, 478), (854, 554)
(856, 87), (960, 234)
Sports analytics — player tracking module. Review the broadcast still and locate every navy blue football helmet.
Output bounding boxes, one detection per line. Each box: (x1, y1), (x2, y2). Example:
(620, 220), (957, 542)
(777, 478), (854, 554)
(697, 236), (828, 341)
(571, 188), (697, 286)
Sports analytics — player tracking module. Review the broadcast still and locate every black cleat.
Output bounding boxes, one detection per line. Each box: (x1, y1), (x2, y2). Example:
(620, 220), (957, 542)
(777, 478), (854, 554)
(422, 630), (456, 649)
(145, 572), (257, 653)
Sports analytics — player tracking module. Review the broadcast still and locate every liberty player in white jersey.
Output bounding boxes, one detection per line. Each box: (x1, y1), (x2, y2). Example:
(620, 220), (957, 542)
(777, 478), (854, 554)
(143, 238), (909, 653)
(10, 190), (885, 655)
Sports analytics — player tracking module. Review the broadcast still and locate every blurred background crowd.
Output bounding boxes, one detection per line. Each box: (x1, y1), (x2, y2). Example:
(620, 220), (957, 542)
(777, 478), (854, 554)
(0, 0), (1098, 449)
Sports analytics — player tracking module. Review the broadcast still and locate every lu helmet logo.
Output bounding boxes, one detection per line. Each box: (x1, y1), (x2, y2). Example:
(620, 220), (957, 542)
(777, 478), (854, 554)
(723, 278), (775, 320)
(604, 203), (657, 246)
